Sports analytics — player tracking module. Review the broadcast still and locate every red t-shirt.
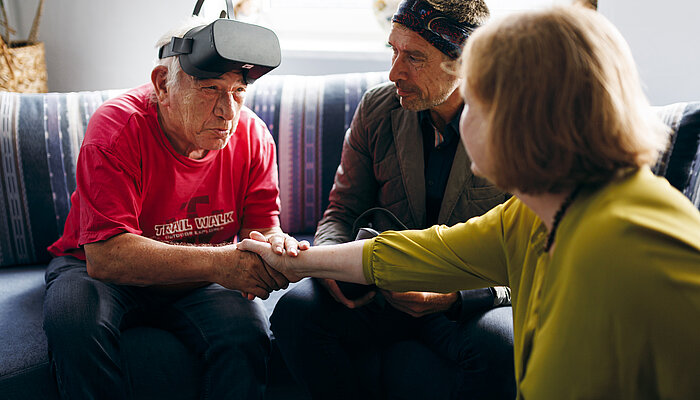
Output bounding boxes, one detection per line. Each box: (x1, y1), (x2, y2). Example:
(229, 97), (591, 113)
(48, 84), (281, 259)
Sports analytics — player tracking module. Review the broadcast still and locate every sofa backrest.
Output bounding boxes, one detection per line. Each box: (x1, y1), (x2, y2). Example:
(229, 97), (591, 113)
(0, 73), (698, 268)
(0, 90), (118, 267)
(244, 72), (388, 234)
(0, 72), (387, 267)
(653, 102), (700, 205)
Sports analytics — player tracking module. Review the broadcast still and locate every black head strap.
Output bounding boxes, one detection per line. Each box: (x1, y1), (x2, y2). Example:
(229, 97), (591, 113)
(158, 36), (193, 59)
(192, 0), (235, 19)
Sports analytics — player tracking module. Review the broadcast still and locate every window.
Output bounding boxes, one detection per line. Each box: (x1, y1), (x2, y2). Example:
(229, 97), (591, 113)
(202, 0), (574, 54)
(261, 0), (387, 53)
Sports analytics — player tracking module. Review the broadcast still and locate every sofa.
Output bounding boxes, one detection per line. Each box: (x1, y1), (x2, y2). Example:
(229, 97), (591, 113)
(0, 70), (699, 399)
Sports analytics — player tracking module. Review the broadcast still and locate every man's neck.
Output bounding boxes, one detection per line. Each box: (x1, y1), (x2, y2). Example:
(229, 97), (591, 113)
(428, 90), (463, 131)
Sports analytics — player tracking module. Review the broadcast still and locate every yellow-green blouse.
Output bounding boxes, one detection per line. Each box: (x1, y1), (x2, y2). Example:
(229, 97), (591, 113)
(362, 168), (700, 399)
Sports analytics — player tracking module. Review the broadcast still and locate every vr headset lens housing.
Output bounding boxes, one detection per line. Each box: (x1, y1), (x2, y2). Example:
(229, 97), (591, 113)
(159, 19), (281, 83)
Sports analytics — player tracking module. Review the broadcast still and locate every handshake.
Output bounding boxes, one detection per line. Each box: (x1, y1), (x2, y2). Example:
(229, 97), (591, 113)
(229, 231), (311, 300)
(234, 230), (461, 319)
(223, 230), (368, 301)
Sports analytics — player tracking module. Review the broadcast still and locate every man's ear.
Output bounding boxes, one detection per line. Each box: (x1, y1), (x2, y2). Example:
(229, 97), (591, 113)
(151, 65), (170, 105)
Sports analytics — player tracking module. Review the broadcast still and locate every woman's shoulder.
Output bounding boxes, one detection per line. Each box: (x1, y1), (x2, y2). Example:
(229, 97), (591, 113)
(578, 168), (700, 242)
(560, 168), (700, 279)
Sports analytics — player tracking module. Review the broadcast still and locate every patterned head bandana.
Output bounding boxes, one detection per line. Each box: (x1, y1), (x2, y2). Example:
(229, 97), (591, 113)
(392, 0), (479, 59)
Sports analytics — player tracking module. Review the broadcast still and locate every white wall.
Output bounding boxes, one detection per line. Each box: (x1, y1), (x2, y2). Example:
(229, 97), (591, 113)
(6, 0), (389, 92)
(600, 1), (700, 105)
(7, 0), (198, 91)
(8, 0), (700, 104)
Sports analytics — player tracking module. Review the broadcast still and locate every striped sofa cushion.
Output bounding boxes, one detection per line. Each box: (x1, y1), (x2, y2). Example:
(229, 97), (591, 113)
(654, 102), (700, 208)
(0, 72), (388, 267)
(245, 71), (389, 234)
(0, 90), (122, 267)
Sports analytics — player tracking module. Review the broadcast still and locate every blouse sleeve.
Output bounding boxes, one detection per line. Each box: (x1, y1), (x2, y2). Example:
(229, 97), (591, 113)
(362, 199), (515, 293)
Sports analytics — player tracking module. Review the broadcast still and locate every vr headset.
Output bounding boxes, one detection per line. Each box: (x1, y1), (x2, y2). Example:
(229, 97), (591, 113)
(158, 0), (281, 84)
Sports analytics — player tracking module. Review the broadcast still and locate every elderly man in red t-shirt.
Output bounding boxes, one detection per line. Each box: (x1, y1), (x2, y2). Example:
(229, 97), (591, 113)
(42, 18), (304, 400)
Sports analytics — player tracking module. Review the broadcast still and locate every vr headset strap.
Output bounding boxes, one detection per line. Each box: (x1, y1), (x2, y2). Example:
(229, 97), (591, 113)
(158, 37), (194, 58)
(192, 0), (235, 19)
(192, 0), (205, 16)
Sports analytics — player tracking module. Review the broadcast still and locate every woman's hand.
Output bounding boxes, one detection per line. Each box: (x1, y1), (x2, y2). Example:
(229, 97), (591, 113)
(249, 230), (310, 256)
(239, 235), (368, 291)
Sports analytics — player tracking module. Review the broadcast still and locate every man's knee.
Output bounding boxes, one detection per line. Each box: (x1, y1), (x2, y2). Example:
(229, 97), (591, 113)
(225, 306), (271, 350)
(189, 291), (271, 353)
(44, 272), (108, 333)
(270, 279), (330, 335)
(454, 306), (515, 396)
(463, 306), (514, 361)
(218, 324), (271, 361)
(44, 280), (124, 368)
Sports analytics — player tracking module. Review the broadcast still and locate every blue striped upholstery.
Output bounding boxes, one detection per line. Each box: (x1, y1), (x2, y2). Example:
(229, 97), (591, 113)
(0, 90), (122, 267)
(0, 72), (388, 268)
(654, 102), (700, 208)
(245, 72), (388, 233)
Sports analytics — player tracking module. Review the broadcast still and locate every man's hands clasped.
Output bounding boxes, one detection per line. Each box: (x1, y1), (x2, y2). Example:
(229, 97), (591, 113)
(380, 290), (459, 318)
(212, 247), (288, 299)
(318, 279), (377, 309)
(230, 231), (309, 300)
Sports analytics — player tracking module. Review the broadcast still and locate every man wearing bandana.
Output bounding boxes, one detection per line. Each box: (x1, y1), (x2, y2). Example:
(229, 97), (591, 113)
(271, 1), (515, 399)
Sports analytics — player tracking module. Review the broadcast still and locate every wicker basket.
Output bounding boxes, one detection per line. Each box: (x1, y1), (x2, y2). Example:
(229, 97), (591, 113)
(0, 0), (47, 93)
(0, 39), (48, 92)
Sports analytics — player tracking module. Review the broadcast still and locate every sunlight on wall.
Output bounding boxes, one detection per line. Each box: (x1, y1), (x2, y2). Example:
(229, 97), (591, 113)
(199, 0), (574, 54)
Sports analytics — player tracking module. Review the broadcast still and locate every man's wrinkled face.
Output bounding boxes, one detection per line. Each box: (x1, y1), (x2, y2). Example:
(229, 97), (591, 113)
(164, 70), (247, 157)
(387, 24), (460, 111)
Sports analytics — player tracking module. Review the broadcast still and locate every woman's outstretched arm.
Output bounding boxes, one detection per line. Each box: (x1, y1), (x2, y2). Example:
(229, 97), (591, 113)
(237, 234), (368, 284)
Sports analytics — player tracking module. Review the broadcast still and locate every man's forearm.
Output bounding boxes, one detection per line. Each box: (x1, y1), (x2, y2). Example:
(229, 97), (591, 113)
(84, 232), (230, 286)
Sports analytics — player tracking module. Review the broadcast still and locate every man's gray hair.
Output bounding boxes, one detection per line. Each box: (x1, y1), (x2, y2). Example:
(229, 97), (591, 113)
(153, 16), (214, 92)
(425, 0), (490, 26)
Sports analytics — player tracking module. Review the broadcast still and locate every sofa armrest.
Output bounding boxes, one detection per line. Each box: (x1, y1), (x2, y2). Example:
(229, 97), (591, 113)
(654, 102), (700, 208)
